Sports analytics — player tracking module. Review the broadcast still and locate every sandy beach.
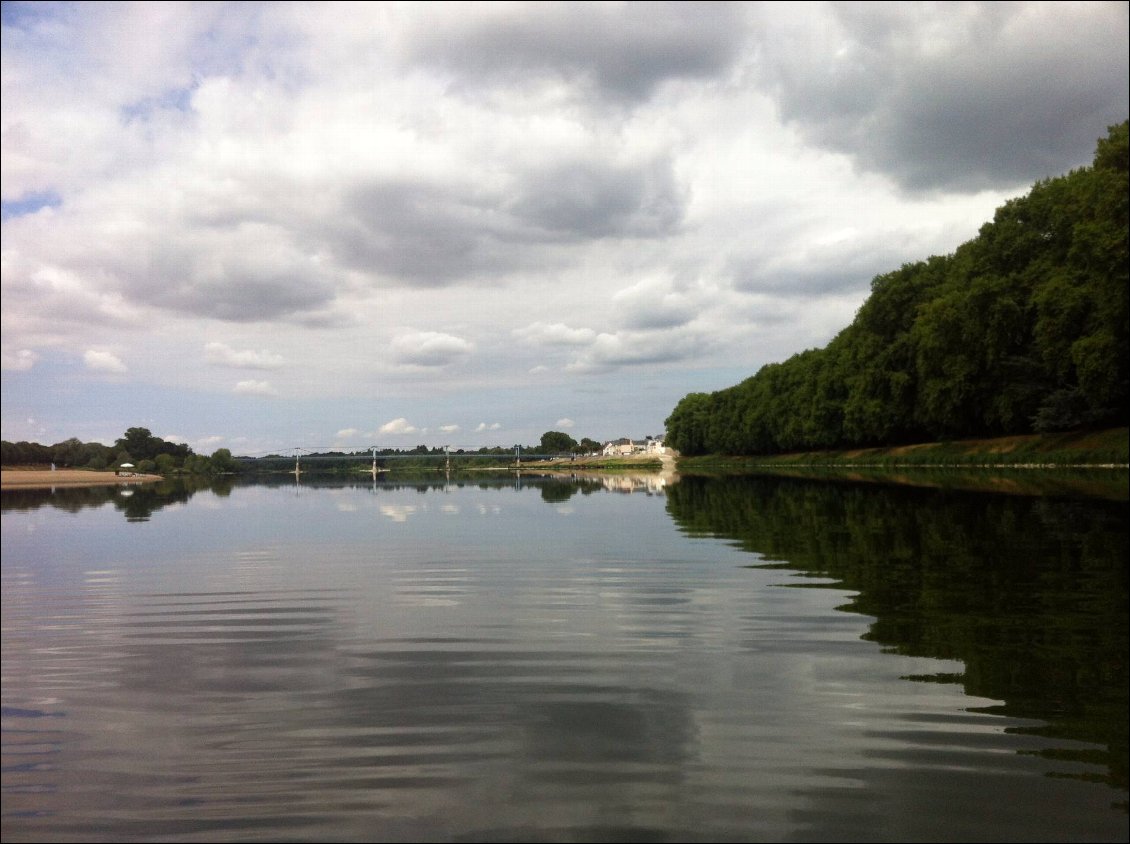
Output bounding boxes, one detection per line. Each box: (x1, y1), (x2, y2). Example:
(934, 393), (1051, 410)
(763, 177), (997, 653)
(1, 469), (164, 490)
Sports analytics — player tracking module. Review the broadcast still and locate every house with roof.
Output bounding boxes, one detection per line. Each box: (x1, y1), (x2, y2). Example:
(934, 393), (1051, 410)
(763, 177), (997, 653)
(601, 435), (666, 456)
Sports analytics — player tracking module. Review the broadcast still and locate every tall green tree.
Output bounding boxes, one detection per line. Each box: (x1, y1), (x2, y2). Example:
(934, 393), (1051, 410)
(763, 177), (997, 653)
(539, 431), (578, 453)
(666, 120), (1129, 455)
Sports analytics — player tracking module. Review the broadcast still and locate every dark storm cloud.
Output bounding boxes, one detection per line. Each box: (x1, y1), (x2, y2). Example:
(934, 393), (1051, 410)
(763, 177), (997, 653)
(409, 1), (746, 103)
(755, 2), (1129, 193)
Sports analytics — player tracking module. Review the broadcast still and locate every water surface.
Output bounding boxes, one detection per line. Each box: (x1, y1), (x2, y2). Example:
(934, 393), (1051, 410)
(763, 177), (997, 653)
(2, 473), (1126, 842)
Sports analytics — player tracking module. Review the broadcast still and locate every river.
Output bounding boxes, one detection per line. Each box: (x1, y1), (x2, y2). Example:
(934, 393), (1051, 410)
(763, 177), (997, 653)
(2, 471), (1126, 842)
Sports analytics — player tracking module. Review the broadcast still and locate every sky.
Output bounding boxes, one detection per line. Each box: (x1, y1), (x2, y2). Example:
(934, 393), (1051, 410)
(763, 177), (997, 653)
(2, 1), (1127, 456)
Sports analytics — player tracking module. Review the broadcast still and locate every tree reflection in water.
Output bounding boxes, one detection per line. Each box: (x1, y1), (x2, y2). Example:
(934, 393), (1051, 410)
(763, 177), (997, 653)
(665, 472), (1129, 804)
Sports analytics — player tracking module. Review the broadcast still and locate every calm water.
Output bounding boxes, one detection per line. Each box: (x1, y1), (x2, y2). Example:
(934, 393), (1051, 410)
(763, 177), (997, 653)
(2, 472), (1126, 842)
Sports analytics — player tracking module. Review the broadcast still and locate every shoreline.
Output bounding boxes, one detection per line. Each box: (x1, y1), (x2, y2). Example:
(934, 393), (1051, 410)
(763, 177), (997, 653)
(1, 469), (164, 490)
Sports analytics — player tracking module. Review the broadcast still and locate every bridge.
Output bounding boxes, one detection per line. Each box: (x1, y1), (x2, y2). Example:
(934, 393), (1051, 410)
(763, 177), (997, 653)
(235, 445), (580, 474)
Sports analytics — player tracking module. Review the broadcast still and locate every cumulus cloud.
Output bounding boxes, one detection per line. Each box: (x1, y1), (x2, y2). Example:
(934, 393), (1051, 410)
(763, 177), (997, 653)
(565, 328), (714, 374)
(378, 417), (418, 436)
(408, 1), (747, 104)
(128, 223), (340, 321)
(335, 427), (361, 439)
(726, 226), (934, 297)
(232, 380), (278, 397)
(476, 422), (502, 432)
(204, 341), (285, 369)
(1, 349), (39, 371)
(439, 424), (461, 434)
(611, 277), (697, 330)
(83, 349), (128, 373)
(514, 322), (597, 347)
(508, 157), (685, 240)
(753, 2), (1129, 192)
(391, 331), (473, 367)
(555, 418), (575, 429)
(334, 181), (518, 286)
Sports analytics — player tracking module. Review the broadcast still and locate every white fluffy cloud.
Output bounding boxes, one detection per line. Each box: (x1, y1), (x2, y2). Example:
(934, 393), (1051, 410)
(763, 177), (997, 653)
(232, 380), (278, 397)
(378, 417), (418, 436)
(83, 350), (127, 373)
(1, 349), (39, 371)
(204, 342), (285, 369)
(391, 331), (473, 368)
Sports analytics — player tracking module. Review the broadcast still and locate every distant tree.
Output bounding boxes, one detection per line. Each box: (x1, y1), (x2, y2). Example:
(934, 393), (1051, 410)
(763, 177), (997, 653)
(183, 454), (211, 474)
(210, 448), (237, 474)
(115, 427), (162, 461)
(539, 431), (578, 453)
(51, 437), (85, 467)
(155, 453), (177, 475)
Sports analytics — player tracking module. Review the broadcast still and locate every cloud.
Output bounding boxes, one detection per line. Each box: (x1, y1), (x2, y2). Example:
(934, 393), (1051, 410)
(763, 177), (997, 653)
(439, 424), (461, 434)
(555, 418), (575, 429)
(508, 157), (685, 240)
(391, 331), (473, 367)
(127, 223), (340, 322)
(408, 2), (747, 104)
(611, 277), (697, 330)
(514, 322), (597, 347)
(753, 2), (1130, 192)
(476, 422), (502, 432)
(565, 328), (714, 374)
(232, 380), (278, 397)
(335, 428), (361, 439)
(378, 417), (418, 436)
(1, 349), (39, 371)
(1, 3), (1123, 451)
(204, 341), (285, 369)
(334, 181), (518, 286)
(726, 227), (933, 297)
(83, 349), (127, 373)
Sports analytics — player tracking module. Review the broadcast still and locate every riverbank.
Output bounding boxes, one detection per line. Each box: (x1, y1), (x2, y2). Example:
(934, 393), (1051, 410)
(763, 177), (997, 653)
(676, 427), (1128, 470)
(1, 469), (164, 489)
(517, 453), (667, 471)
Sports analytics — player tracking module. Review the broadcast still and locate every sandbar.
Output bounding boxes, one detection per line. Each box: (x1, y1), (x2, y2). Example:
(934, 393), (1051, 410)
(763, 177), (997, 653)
(1, 469), (163, 490)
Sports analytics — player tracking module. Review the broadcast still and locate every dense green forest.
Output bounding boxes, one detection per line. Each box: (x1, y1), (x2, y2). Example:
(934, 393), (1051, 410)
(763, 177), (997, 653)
(666, 121), (1128, 456)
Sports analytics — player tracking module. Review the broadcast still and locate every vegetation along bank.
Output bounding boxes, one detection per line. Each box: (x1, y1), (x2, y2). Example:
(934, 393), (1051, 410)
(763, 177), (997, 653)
(665, 122), (1128, 459)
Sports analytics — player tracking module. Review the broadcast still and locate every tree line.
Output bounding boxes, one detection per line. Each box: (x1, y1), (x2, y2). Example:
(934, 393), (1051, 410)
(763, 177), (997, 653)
(1, 428), (609, 476)
(666, 121), (1128, 456)
(1, 426), (237, 475)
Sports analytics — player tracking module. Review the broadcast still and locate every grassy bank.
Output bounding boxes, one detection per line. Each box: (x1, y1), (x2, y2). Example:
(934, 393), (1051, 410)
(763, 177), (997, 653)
(518, 454), (664, 471)
(676, 427), (1129, 470)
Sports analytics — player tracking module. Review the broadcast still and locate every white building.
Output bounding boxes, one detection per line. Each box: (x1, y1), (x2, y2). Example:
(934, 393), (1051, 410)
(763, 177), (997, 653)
(601, 436), (666, 456)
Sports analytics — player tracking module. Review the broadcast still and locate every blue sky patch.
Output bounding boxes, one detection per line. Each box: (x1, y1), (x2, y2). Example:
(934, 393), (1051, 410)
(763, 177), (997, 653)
(1, 191), (62, 221)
